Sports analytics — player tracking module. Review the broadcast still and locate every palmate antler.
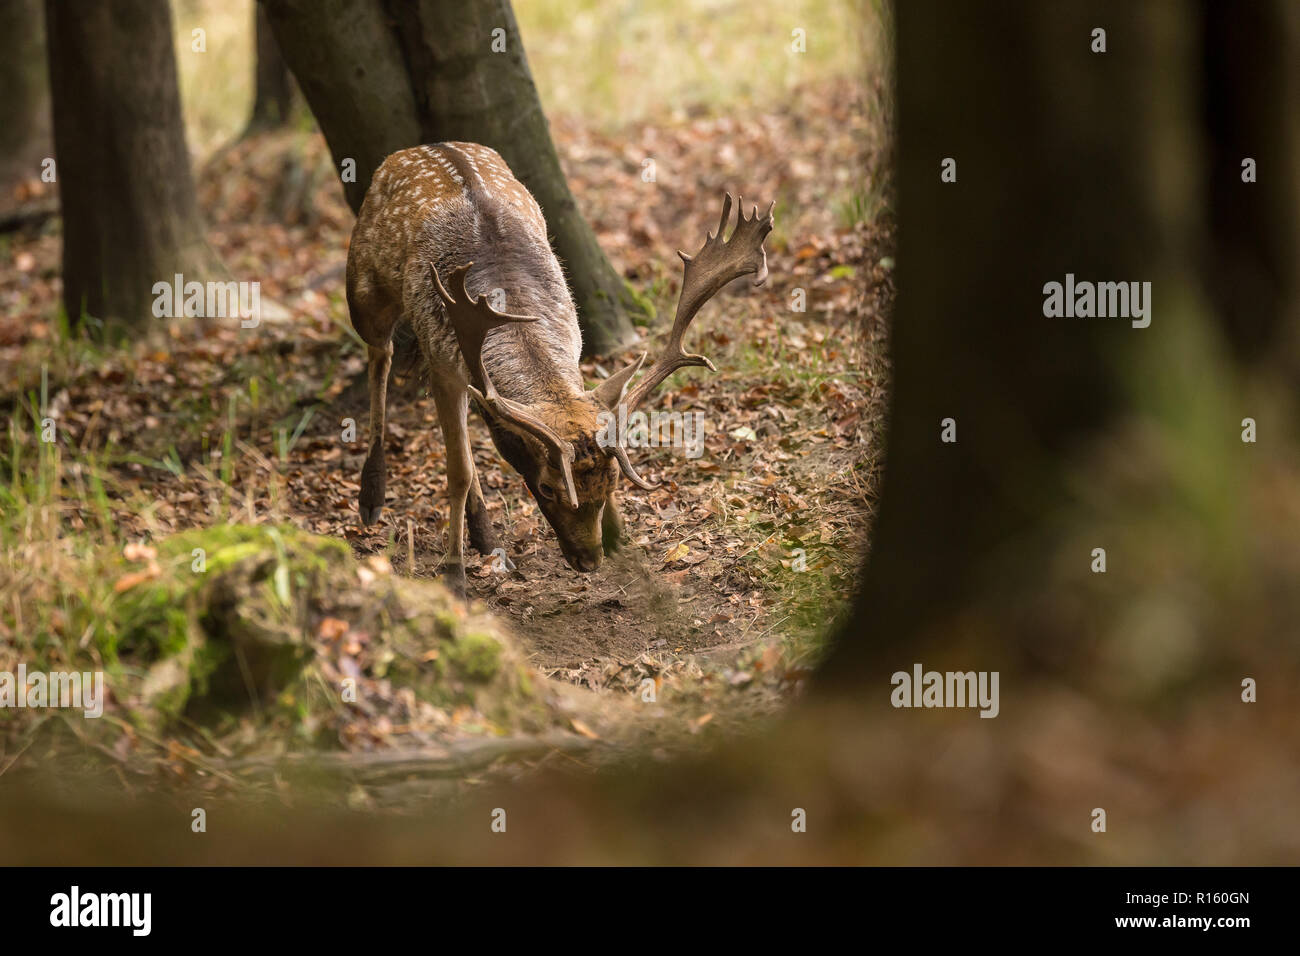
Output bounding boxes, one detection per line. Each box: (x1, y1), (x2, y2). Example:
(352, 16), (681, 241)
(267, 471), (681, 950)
(432, 262), (579, 508)
(621, 193), (774, 413)
(599, 193), (774, 489)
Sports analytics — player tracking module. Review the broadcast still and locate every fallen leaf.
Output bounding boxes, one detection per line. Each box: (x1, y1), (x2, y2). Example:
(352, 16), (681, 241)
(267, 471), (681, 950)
(123, 542), (157, 562)
(662, 541), (690, 564)
(318, 617), (349, 641)
(113, 562), (161, 593)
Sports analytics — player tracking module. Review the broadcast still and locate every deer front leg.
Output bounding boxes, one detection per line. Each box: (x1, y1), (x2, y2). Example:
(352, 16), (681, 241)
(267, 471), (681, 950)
(359, 340), (393, 525)
(601, 492), (625, 555)
(433, 383), (477, 596)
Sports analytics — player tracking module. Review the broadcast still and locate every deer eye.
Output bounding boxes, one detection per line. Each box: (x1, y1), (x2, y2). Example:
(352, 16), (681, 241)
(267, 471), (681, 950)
(537, 481), (557, 501)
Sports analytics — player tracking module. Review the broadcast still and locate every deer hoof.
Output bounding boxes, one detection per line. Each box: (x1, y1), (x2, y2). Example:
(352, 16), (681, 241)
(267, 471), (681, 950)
(443, 563), (467, 599)
(359, 502), (384, 525)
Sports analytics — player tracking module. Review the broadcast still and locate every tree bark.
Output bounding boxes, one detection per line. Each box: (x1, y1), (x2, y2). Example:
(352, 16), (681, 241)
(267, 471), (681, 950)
(1199, 0), (1300, 373)
(45, 0), (216, 331)
(0, 0), (51, 198)
(243, 4), (296, 135)
(820, 0), (1194, 685)
(260, 0), (645, 356)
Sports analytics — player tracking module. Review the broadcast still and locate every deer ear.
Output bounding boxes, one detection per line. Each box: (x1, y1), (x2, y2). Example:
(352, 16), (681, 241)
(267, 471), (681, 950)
(591, 352), (647, 409)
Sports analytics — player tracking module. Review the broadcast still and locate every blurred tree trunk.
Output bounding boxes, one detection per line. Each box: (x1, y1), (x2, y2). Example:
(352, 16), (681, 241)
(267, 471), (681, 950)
(260, 0), (645, 356)
(0, 0), (51, 200)
(45, 0), (215, 331)
(243, 4), (295, 136)
(820, 0), (1196, 685)
(1200, 0), (1300, 374)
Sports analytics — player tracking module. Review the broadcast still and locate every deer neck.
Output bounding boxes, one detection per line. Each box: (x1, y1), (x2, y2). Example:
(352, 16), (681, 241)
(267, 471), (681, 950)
(474, 268), (584, 407)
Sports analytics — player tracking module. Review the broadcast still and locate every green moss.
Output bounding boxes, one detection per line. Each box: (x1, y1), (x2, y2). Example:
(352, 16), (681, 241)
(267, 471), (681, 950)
(433, 609), (459, 639)
(88, 525), (351, 722)
(29, 522), (558, 744)
(451, 630), (503, 682)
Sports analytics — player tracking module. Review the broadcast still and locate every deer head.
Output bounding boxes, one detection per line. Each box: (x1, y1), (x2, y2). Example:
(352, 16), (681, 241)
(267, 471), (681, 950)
(433, 193), (774, 572)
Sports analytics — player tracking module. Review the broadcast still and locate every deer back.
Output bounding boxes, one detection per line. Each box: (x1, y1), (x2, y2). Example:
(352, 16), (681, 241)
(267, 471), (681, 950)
(347, 142), (583, 401)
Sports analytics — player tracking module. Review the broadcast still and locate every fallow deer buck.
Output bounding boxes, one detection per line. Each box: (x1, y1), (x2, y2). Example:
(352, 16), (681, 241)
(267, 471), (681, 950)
(347, 142), (773, 591)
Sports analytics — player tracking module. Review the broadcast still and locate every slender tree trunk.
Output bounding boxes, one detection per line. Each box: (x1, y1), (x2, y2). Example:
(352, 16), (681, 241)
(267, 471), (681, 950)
(243, 4), (295, 136)
(45, 0), (215, 331)
(260, 0), (645, 356)
(0, 0), (51, 198)
(1200, 0), (1300, 374)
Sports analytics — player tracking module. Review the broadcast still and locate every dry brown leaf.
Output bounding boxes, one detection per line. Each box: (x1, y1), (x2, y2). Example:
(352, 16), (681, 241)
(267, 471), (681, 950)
(113, 562), (161, 593)
(318, 617), (349, 641)
(123, 542), (157, 562)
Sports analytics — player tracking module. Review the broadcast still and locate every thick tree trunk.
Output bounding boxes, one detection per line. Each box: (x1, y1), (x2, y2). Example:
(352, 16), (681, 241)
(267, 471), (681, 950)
(255, 0), (419, 213)
(45, 0), (215, 331)
(0, 0), (51, 197)
(260, 0), (644, 356)
(390, 0), (645, 356)
(820, 0), (1194, 685)
(243, 5), (295, 135)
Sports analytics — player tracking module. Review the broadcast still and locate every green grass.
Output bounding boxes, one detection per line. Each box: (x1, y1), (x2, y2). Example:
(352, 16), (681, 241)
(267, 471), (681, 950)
(517, 0), (878, 127)
(835, 180), (891, 229)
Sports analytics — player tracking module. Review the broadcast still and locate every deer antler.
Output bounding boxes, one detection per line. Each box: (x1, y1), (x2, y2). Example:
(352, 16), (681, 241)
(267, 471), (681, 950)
(431, 262), (535, 402)
(432, 262), (579, 508)
(621, 193), (774, 412)
(608, 443), (656, 491)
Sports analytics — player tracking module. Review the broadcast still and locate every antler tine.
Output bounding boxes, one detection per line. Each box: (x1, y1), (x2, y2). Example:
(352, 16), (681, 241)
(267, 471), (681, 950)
(609, 443), (658, 491)
(712, 191), (733, 244)
(624, 192), (774, 411)
(431, 262), (536, 404)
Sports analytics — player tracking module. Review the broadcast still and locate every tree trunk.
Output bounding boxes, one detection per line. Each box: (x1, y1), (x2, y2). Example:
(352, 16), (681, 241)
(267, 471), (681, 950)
(0, 0), (51, 199)
(1199, 0), (1300, 374)
(260, 0), (645, 356)
(243, 4), (295, 135)
(820, 0), (1195, 685)
(45, 0), (215, 332)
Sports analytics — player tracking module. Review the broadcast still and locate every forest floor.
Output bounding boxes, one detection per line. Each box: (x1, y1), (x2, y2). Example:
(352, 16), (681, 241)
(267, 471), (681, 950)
(0, 78), (893, 798)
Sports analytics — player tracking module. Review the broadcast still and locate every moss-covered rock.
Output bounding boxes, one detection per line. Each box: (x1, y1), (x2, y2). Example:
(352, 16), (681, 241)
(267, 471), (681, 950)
(451, 630), (503, 682)
(92, 524), (553, 738)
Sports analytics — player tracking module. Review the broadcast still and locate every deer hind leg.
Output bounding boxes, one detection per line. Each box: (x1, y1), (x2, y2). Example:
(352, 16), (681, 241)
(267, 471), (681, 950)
(358, 340), (393, 525)
(465, 470), (499, 557)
